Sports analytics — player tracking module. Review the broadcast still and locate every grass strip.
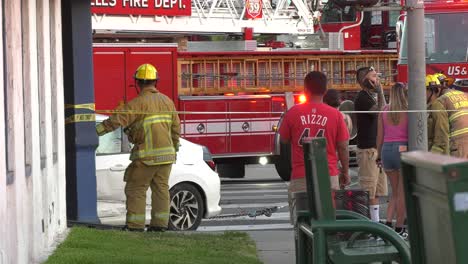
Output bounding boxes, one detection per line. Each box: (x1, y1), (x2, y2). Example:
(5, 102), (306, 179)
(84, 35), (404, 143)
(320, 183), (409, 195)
(45, 227), (262, 264)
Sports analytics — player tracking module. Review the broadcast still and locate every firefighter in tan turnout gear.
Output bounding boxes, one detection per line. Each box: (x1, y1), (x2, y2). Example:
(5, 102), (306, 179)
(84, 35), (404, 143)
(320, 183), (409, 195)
(96, 64), (181, 232)
(426, 73), (468, 159)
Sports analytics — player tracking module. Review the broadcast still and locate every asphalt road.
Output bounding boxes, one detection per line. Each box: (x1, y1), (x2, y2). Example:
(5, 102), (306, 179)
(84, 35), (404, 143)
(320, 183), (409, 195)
(97, 164), (389, 232)
(198, 164), (362, 232)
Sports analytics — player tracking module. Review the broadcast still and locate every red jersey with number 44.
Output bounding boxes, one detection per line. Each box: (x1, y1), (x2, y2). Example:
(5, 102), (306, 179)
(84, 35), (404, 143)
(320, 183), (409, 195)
(279, 102), (349, 180)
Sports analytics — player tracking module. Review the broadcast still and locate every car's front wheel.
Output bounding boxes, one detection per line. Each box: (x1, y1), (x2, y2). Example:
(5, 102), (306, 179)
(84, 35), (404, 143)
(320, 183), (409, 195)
(168, 183), (204, 231)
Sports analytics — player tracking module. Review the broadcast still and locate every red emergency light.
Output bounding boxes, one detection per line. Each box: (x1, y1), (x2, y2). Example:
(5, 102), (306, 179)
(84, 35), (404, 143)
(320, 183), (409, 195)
(296, 94), (307, 104)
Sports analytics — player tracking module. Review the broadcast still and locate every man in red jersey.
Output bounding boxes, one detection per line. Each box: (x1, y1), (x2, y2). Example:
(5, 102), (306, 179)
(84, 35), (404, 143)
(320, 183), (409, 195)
(279, 71), (350, 224)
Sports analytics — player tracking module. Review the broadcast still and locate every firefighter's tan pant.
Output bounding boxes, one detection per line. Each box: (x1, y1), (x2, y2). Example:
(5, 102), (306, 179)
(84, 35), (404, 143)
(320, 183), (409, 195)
(124, 160), (172, 229)
(451, 137), (468, 159)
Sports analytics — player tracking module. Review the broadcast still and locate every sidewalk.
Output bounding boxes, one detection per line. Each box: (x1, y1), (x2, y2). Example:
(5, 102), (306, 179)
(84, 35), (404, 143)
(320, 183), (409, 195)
(248, 230), (295, 264)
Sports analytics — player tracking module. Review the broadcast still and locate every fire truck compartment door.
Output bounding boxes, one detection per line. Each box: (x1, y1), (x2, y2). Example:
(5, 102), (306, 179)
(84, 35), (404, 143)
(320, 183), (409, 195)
(93, 50), (126, 111)
(180, 99), (229, 155)
(228, 98), (273, 154)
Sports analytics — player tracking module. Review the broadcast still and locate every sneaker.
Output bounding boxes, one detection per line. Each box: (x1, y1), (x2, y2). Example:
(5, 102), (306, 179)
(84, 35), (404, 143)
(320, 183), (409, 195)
(147, 226), (168, 232)
(121, 225), (144, 232)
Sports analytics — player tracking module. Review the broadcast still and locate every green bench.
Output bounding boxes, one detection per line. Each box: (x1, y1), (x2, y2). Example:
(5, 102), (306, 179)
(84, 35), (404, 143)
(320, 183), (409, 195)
(294, 138), (411, 264)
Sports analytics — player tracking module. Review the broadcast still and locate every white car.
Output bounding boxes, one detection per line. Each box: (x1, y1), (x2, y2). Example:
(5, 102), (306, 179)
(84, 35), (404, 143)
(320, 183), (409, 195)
(95, 114), (221, 231)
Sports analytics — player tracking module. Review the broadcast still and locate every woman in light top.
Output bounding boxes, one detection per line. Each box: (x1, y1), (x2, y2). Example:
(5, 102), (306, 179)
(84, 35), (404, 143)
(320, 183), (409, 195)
(376, 82), (408, 239)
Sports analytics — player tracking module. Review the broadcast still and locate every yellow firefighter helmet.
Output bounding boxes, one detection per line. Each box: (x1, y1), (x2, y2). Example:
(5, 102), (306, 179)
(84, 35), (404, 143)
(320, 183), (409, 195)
(134, 63), (158, 81)
(433, 73), (447, 83)
(425, 74), (440, 88)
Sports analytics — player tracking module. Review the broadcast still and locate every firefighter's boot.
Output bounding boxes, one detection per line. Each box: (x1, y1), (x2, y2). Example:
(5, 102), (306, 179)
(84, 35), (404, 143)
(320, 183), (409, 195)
(121, 225), (145, 232)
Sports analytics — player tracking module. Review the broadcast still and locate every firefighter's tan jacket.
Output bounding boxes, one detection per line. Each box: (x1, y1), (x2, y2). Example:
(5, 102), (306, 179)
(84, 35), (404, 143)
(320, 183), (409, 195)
(96, 87), (180, 166)
(428, 89), (468, 155)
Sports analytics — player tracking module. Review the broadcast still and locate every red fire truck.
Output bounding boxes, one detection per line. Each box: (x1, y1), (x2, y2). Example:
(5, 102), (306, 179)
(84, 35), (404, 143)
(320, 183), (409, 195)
(93, 43), (397, 180)
(92, 0), (467, 181)
(397, 0), (468, 92)
(91, 0), (407, 181)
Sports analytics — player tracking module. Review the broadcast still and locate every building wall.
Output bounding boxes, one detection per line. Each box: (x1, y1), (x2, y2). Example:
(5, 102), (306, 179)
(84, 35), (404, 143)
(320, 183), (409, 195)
(0, 0), (67, 263)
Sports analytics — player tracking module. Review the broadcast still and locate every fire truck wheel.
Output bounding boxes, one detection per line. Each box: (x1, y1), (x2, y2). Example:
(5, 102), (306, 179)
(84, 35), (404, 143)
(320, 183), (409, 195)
(275, 142), (291, 182)
(168, 183), (204, 231)
(216, 163), (245, 178)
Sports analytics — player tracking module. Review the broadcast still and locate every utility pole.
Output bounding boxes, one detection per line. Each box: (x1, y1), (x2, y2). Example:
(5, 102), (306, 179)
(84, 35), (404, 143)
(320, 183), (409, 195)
(406, 0), (427, 151)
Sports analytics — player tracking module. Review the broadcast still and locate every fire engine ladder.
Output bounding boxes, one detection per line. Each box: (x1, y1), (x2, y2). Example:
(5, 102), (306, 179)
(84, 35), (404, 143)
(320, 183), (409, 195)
(178, 53), (398, 95)
(92, 0), (317, 35)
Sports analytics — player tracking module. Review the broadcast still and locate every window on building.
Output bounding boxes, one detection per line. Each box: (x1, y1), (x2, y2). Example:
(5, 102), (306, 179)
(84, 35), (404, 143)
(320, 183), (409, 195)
(3, 0), (19, 184)
(37, 0), (48, 169)
(21, 0), (33, 177)
(3, 44), (16, 184)
(49, 0), (58, 163)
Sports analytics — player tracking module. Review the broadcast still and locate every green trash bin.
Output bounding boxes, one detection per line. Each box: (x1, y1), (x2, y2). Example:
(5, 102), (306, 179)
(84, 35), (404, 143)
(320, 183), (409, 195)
(401, 151), (468, 264)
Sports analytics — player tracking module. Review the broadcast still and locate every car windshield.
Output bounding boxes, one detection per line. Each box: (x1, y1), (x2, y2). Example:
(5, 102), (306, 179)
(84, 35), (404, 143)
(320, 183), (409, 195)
(96, 122), (123, 154)
(400, 12), (468, 64)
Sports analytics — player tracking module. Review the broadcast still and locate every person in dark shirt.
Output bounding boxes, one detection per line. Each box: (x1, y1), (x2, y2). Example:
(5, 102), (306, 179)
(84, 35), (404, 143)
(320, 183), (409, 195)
(354, 66), (388, 223)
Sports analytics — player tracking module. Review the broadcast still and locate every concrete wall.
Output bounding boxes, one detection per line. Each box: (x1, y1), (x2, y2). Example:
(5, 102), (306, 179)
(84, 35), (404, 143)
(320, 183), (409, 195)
(0, 0), (68, 263)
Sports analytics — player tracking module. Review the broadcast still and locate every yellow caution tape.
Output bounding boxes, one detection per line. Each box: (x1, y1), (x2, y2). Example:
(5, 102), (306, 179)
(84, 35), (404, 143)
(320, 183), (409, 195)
(65, 114), (95, 124)
(95, 109), (468, 115)
(65, 103), (95, 111)
(97, 109), (149, 115)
